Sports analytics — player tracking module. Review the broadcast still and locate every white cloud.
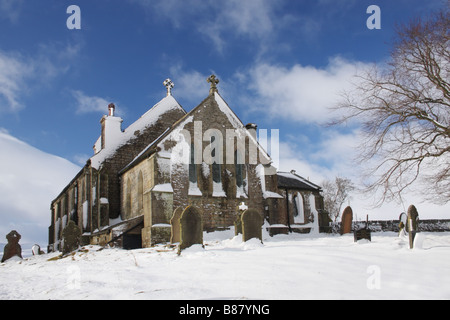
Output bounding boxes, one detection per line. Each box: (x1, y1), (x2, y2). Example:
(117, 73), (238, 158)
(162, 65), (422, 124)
(0, 0), (23, 23)
(198, 0), (278, 52)
(246, 57), (371, 124)
(168, 66), (211, 104)
(72, 90), (112, 115)
(0, 51), (33, 113)
(0, 42), (83, 115)
(132, 0), (287, 53)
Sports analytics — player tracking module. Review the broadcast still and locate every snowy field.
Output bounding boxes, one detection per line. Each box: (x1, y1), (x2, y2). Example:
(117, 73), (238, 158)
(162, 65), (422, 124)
(1, 228), (450, 300)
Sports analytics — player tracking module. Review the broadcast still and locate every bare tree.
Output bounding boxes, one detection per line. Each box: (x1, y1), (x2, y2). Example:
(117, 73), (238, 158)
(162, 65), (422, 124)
(322, 177), (355, 222)
(333, 10), (450, 205)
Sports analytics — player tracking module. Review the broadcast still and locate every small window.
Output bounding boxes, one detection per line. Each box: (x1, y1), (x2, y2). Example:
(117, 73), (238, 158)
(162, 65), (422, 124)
(235, 150), (244, 188)
(189, 144), (197, 183)
(293, 193), (305, 224)
(126, 178), (132, 216)
(211, 136), (221, 183)
(137, 172), (143, 211)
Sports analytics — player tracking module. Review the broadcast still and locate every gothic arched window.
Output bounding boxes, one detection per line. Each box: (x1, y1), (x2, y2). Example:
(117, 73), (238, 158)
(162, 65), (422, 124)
(235, 150), (244, 188)
(126, 178), (132, 217)
(211, 136), (221, 183)
(137, 172), (143, 212)
(293, 192), (305, 224)
(189, 144), (197, 184)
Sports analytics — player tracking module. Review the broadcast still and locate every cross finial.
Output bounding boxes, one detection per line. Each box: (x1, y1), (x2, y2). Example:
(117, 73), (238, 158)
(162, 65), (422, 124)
(163, 78), (174, 96)
(239, 202), (248, 212)
(207, 74), (219, 95)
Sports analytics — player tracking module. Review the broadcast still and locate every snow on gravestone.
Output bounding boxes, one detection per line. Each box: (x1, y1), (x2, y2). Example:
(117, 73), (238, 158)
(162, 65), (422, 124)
(340, 206), (353, 235)
(241, 209), (264, 243)
(178, 206), (203, 253)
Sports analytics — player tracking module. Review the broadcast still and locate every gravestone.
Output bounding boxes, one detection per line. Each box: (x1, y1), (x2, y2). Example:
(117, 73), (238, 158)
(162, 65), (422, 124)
(170, 207), (183, 244)
(32, 244), (45, 256)
(178, 206), (203, 253)
(241, 209), (264, 242)
(1, 230), (22, 263)
(407, 205), (419, 249)
(354, 215), (371, 242)
(234, 213), (243, 236)
(62, 220), (82, 255)
(340, 206), (353, 235)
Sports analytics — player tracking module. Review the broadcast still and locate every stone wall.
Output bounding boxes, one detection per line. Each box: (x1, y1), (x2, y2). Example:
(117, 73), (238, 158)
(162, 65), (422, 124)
(49, 103), (185, 251)
(332, 219), (450, 233)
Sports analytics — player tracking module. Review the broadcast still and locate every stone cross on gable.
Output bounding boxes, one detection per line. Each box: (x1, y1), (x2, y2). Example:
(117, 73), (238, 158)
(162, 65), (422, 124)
(207, 74), (219, 95)
(163, 78), (174, 96)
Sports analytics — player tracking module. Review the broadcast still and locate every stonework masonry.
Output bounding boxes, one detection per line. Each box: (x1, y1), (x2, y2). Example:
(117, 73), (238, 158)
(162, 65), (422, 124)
(49, 77), (325, 252)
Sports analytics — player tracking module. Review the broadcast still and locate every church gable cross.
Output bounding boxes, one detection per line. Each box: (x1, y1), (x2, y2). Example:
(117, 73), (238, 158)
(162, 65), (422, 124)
(207, 74), (219, 95)
(163, 78), (174, 96)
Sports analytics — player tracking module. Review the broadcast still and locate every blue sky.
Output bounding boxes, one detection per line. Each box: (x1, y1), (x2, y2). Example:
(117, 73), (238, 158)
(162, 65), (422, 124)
(1, 0), (449, 230)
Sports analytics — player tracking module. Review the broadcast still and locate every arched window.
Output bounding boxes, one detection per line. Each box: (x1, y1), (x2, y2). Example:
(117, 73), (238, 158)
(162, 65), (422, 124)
(235, 150), (244, 188)
(137, 172), (143, 212)
(211, 136), (221, 183)
(126, 178), (132, 217)
(293, 192), (305, 224)
(189, 144), (197, 184)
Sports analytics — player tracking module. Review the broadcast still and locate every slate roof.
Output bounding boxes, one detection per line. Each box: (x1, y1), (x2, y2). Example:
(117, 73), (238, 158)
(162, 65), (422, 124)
(277, 171), (322, 192)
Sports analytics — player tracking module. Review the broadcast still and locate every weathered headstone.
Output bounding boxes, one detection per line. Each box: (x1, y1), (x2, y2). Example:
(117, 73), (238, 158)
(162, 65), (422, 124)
(318, 209), (332, 233)
(32, 244), (45, 256)
(170, 207), (183, 244)
(234, 213), (243, 236)
(407, 205), (419, 249)
(178, 206), (203, 253)
(354, 215), (371, 242)
(340, 206), (353, 235)
(62, 220), (82, 255)
(241, 209), (264, 242)
(1, 230), (22, 263)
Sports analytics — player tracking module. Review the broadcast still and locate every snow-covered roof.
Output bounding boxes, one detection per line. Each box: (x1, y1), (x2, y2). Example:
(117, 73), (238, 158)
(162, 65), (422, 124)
(277, 171), (322, 191)
(90, 95), (185, 169)
(119, 91), (274, 175)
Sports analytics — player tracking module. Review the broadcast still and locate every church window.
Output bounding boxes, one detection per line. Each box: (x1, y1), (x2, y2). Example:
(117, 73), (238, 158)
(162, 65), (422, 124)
(126, 178), (132, 216)
(235, 150), (244, 188)
(189, 144), (197, 183)
(293, 192), (305, 224)
(211, 136), (221, 183)
(137, 172), (143, 212)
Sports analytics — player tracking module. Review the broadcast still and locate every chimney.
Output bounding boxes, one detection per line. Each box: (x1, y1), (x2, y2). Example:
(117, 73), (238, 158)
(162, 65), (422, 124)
(100, 103), (123, 150)
(108, 103), (115, 116)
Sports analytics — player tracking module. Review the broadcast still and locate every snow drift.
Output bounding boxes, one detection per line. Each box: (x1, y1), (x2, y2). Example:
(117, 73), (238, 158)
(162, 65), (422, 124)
(0, 129), (80, 246)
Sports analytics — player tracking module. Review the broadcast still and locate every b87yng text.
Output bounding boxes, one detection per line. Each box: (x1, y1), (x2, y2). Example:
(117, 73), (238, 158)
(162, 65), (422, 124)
(223, 304), (270, 316)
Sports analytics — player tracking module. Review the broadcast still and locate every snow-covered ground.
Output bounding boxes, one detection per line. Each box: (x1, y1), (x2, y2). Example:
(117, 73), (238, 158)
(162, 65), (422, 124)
(1, 228), (450, 300)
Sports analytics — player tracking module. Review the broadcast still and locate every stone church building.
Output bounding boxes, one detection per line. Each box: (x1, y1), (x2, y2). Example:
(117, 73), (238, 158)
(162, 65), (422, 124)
(48, 76), (325, 252)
